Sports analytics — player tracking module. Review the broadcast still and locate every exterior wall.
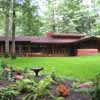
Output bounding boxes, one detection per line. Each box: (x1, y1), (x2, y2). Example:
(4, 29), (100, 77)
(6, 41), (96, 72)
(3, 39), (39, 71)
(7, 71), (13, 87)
(77, 40), (98, 49)
(96, 41), (100, 52)
(0, 39), (99, 57)
(0, 42), (5, 55)
(75, 39), (99, 56)
(77, 49), (98, 56)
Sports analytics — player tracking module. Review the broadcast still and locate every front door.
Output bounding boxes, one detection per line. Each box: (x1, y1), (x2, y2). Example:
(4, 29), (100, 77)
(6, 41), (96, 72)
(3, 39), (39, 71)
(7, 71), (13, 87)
(70, 47), (77, 56)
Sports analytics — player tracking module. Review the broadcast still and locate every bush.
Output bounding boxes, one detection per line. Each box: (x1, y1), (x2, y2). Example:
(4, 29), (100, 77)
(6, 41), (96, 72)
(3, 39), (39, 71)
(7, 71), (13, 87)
(11, 54), (16, 59)
(16, 79), (35, 93)
(4, 53), (9, 58)
(0, 86), (19, 100)
(90, 73), (100, 100)
(23, 76), (55, 100)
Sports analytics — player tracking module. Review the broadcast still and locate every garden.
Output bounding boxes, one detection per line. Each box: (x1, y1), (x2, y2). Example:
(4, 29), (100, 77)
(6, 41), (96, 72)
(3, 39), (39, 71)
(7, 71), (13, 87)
(1, 0), (100, 99)
(0, 55), (100, 100)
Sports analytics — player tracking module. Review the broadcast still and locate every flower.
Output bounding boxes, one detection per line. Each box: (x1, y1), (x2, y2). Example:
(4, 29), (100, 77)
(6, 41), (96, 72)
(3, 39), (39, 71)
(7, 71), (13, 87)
(4, 67), (11, 72)
(79, 82), (93, 88)
(15, 74), (24, 80)
(56, 84), (70, 97)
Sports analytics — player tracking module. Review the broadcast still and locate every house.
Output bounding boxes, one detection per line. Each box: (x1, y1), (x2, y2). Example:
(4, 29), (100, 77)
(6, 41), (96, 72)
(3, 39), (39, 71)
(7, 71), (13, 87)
(0, 33), (100, 56)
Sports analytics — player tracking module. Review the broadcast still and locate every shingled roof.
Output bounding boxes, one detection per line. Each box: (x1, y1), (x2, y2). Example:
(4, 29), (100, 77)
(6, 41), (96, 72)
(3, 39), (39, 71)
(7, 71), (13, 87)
(0, 34), (98, 44)
(0, 36), (36, 42)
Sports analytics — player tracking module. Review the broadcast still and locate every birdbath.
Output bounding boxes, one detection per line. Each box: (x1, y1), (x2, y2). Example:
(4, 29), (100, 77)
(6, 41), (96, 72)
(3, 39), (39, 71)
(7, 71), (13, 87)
(31, 67), (44, 77)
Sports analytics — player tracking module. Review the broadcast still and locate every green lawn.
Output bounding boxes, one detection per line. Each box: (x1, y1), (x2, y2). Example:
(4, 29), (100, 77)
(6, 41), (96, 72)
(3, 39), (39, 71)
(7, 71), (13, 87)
(1, 55), (100, 81)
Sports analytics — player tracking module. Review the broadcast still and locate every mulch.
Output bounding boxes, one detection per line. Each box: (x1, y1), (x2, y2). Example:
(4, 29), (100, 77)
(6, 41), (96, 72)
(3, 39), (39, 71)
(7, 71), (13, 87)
(49, 80), (92, 100)
(0, 80), (92, 100)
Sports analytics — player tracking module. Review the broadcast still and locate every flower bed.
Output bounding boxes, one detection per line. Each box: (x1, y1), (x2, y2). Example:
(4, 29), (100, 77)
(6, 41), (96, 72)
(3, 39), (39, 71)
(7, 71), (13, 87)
(0, 66), (99, 100)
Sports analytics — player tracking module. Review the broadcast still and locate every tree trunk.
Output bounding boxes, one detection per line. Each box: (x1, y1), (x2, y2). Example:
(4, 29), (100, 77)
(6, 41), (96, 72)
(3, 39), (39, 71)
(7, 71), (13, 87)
(11, 0), (16, 59)
(4, 0), (11, 57)
(52, 9), (56, 32)
(5, 14), (10, 57)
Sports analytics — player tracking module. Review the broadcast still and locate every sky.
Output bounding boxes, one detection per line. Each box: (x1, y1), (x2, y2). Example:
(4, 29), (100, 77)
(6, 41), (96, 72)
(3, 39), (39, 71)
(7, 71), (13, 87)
(35, 0), (47, 16)
(83, 0), (92, 5)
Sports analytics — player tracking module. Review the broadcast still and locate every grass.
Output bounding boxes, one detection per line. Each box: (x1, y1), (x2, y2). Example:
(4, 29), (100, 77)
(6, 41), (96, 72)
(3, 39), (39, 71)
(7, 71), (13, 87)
(0, 55), (100, 81)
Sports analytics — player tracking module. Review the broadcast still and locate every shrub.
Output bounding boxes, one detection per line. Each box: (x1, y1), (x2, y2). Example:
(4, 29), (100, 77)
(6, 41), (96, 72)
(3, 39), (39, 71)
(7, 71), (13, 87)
(0, 86), (19, 100)
(23, 76), (54, 100)
(11, 54), (16, 59)
(35, 76), (54, 97)
(4, 53), (9, 58)
(16, 79), (36, 93)
(90, 73), (100, 100)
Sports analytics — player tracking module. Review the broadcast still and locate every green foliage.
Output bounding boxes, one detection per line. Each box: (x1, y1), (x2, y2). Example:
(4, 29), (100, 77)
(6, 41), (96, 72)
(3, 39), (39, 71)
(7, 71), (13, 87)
(54, 97), (65, 100)
(16, 79), (36, 93)
(75, 15), (96, 35)
(34, 76), (54, 97)
(0, 0), (99, 36)
(1, 60), (8, 69)
(0, 0), (11, 35)
(90, 73), (100, 100)
(72, 82), (80, 89)
(42, 0), (98, 35)
(0, 0), (42, 36)
(0, 70), (3, 80)
(4, 53), (9, 58)
(75, 88), (92, 94)
(23, 92), (35, 100)
(24, 76), (54, 100)
(0, 15), (5, 34)
(24, 71), (35, 79)
(11, 54), (16, 59)
(13, 67), (24, 73)
(0, 86), (19, 100)
(58, 0), (81, 32)
(50, 71), (57, 81)
(17, 0), (42, 36)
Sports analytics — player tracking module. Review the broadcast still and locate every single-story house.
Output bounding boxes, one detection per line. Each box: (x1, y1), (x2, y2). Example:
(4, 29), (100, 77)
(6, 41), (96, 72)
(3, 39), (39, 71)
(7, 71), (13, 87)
(0, 33), (100, 56)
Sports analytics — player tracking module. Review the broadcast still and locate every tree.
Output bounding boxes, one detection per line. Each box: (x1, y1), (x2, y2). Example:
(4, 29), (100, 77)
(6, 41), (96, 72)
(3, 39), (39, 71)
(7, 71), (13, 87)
(42, 0), (82, 33)
(57, 0), (82, 33)
(11, 0), (16, 58)
(17, 0), (42, 36)
(58, 0), (97, 35)
(0, 0), (11, 57)
(43, 0), (58, 32)
(42, 0), (97, 35)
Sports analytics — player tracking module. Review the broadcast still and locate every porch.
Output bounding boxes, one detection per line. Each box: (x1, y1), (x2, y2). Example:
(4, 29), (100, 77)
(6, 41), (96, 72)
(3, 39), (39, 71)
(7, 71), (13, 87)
(0, 43), (73, 57)
(15, 44), (69, 57)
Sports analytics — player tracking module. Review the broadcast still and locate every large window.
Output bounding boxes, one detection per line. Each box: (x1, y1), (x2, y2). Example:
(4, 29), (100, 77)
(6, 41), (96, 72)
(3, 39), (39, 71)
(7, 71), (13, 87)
(31, 45), (46, 53)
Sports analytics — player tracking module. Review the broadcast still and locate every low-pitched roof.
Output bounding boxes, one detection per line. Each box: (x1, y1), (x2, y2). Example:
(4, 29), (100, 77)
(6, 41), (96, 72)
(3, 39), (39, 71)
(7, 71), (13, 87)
(0, 36), (36, 42)
(31, 37), (81, 44)
(0, 34), (98, 44)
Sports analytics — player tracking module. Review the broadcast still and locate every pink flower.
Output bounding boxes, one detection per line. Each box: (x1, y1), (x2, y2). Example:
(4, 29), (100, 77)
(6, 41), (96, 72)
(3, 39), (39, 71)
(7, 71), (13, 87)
(15, 75), (24, 80)
(79, 82), (93, 88)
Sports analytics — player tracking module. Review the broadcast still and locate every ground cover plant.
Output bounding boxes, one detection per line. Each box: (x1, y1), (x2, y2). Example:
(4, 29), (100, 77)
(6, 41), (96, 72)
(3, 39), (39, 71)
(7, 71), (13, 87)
(0, 55), (100, 81)
(0, 66), (93, 100)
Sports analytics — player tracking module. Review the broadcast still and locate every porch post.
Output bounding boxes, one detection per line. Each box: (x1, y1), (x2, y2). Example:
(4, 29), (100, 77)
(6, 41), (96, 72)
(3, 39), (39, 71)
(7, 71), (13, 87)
(18, 45), (22, 56)
(0, 45), (3, 55)
(28, 45), (31, 52)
